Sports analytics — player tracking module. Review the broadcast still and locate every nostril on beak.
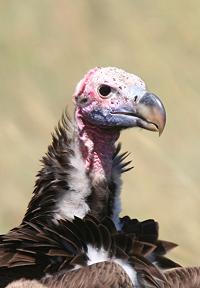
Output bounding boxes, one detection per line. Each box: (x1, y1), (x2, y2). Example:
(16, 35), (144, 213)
(133, 95), (138, 103)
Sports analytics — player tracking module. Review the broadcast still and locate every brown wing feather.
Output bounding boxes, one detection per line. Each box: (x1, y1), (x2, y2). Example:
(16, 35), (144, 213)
(164, 266), (200, 288)
(42, 261), (134, 288)
(0, 216), (168, 287)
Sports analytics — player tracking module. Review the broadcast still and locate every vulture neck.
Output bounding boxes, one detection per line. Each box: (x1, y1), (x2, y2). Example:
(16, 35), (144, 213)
(23, 112), (123, 223)
(75, 109), (120, 180)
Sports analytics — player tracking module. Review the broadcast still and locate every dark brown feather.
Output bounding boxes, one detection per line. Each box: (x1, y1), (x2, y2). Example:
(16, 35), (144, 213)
(0, 216), (168, 288)
(120, 216), (179, 269)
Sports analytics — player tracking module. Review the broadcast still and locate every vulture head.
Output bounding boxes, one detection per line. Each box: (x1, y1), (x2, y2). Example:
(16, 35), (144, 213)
(23, 66), (167, 223)
(73, 67), (166, 177)
(74, 67), (166, 134)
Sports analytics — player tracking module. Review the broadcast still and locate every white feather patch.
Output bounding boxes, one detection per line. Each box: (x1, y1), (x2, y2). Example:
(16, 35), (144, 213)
(55, 138), (91, 221)
(114, 258), (138, 286)
(87, 245), (109, 266)
(86, 245), (138, 286)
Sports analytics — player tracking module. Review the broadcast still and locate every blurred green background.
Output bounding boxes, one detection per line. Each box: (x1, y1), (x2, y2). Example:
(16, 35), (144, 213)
(0, 0), (200, 266)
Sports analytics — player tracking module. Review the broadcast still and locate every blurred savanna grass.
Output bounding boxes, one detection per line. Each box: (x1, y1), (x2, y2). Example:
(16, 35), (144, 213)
(0, 0), (200, 265)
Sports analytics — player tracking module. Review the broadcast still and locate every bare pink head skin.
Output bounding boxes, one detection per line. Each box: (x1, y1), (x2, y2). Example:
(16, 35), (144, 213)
(73, 67), (166, 178)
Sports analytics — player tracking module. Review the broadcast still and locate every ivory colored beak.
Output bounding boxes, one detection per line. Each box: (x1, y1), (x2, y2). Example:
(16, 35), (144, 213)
(136, 92), (166, 135)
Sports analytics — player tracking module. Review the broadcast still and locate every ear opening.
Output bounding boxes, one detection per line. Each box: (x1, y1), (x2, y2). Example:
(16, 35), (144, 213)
(73, 67), (99, 104)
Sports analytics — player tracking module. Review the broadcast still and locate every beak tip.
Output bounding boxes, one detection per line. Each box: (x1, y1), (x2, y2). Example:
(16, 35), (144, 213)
(159, 112), (166, 136)
(137, 92), (166, 136)
(157, 121), (166, 136)
(158, 120), (166, 136)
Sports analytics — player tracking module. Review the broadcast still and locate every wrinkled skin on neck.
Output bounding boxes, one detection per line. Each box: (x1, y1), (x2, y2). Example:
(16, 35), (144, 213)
(75, 108), (120, 179)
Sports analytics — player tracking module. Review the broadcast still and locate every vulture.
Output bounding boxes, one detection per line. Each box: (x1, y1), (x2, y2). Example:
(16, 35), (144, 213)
(23, 66), (166, 226)
(1, 67), (199, 287)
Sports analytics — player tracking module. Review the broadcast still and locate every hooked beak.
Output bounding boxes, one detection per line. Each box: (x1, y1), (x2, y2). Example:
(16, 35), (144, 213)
(135, 92), (166, 135)
(112, 92), (166, 135)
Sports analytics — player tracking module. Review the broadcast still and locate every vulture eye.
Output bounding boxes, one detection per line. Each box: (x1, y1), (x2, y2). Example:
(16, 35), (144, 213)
(98, 85), (112, 98)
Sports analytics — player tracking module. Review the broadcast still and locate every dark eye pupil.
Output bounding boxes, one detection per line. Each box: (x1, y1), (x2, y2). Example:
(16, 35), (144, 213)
(99, 85), (111, 97)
